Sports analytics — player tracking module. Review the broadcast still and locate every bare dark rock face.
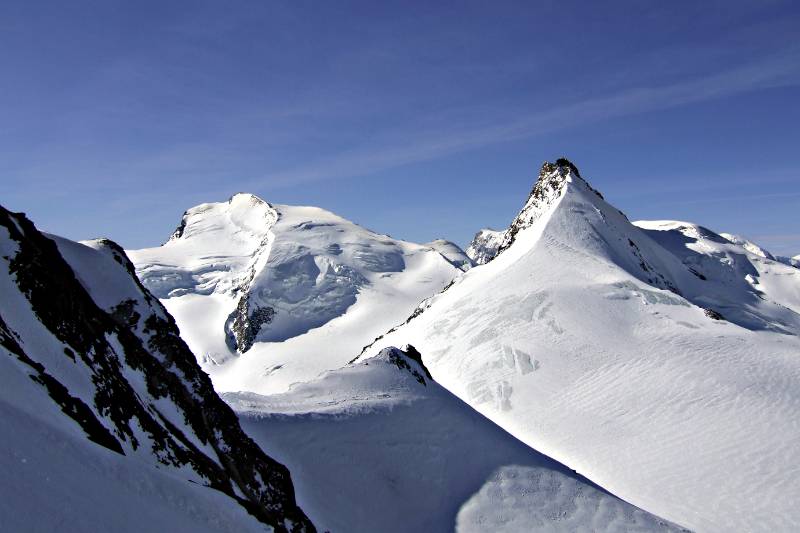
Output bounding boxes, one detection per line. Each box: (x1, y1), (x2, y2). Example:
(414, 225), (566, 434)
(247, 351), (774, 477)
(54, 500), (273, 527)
(226, 294), (275, 353)
(0, 205), (314, 533)
(169, 211), (189, 241)
(356, 345), (434, 386)
(555, 157), (582, 178)
(398, 344), (433, 380)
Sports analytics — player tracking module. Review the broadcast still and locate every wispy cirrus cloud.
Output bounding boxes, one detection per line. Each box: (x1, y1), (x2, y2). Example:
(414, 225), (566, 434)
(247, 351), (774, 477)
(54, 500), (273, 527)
(239, 50), (800, 191)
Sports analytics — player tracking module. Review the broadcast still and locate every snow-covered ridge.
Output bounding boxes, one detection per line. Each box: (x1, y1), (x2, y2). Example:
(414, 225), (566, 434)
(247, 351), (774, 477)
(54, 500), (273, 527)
(225, 345), (687, 532)
(129, 193), (466, 393)
(718, 231), (774, 259)
(367, 159), (800, 532)
(0, 205), (313, 532)
(496, 158), (608, 257)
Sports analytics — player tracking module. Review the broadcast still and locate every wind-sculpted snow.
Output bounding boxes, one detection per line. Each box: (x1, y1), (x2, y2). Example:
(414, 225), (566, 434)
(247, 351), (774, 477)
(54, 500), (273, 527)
(129, 193), (464, 393)
(368, 160), (800, 532)
(225, 347), (686, 533)
(0, 205), (313, 532)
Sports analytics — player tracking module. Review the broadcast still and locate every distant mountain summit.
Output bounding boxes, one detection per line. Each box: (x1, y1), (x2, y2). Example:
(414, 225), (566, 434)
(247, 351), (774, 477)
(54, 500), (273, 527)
(465, 228), (503, 265)
(497, 158), (592, 255)
(425, 238), (473, 271)
(782, 254), (800, 268)
(0, 205), (313, 532)
(128, 193), (467, 393)
(466, 159), (607, 265)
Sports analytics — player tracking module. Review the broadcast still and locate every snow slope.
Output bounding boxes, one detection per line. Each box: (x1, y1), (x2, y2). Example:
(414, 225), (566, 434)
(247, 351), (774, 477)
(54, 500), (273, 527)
(225, 346), (686, 533)
(364, 160), (800, 533)
(0, 205), (313, 532)
(128, 194), (465, 393)
(0, 392), (274, 533)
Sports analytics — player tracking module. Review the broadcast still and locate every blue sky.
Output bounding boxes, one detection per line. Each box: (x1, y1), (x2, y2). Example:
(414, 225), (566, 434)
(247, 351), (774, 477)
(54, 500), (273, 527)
(2, 0), (799, 255)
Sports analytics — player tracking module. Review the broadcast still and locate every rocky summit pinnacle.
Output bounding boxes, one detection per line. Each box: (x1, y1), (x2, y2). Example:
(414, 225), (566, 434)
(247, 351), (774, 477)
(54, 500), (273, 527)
(464, 158), (593, 265)
(495, 158), (584, 256)
(553, 157), (582, 178)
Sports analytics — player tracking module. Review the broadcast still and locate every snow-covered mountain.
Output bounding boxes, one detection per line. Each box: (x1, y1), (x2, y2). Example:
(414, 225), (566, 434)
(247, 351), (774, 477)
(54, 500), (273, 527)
(363, 159), (800, 533)
(128, 193), (466, 393)
(0, 206), (313, 532)
(465, 228), (504, 265)
(717, 232), (775, 260)
(426, 238), (474, 271)
(777, 254), (800, 268)
(632, 220), (800, 320)
(225, 345), (686, 533)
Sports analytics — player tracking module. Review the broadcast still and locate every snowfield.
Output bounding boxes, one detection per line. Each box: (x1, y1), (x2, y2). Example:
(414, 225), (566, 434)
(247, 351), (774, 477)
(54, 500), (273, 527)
(128, 193), (466, 393)
(226, 346), (686, 533)
(364, 161), (800, 533)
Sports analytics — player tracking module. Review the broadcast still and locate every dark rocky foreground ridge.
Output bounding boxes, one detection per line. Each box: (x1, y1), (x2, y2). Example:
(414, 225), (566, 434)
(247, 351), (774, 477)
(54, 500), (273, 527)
(0, 205), (314, 532)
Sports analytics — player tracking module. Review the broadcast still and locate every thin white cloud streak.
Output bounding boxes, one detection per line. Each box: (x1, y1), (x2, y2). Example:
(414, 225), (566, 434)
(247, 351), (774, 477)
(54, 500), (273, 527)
(648, 190), (800, 206)
(242, 51), (800, 191)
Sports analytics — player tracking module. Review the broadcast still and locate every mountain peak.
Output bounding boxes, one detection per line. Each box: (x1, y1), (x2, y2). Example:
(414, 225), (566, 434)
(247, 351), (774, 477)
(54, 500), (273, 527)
(167, 193), (278, 243)
(495, 157), (586, 256)
(549, 157), (582, 179)
(228, 191), (268, 205)
(719, 232), (775, 260)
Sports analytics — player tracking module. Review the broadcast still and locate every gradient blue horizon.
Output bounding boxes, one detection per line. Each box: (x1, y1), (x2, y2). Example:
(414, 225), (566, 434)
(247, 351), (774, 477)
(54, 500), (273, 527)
(1, 1), (799, 255)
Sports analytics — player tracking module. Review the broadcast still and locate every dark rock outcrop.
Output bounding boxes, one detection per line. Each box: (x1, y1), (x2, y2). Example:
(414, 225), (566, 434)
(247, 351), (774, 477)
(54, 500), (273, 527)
(169, 211), (189, 241)
(0, 205), (314, 532)
(226, 293), (275, 353)
(382, 345), (433, 385)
